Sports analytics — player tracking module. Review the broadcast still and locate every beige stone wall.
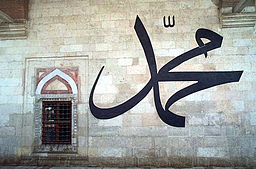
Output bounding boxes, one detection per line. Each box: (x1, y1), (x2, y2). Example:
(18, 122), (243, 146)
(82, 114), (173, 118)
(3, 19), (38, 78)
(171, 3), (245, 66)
(0, 0), (255, 167)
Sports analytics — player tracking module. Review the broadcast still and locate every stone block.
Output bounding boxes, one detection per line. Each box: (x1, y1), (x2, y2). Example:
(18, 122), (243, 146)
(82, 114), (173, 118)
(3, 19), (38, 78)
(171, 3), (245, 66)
(250, 112), (256, 125)
(224, 126), (236, 136)
(168, 127), (189, 136)
(21, 136), (33, 147)
(89, 126), (120, 136)
(133, 148), (155, 158)
(111, 12), (127, 20)
(0, 78), (21, 87)
(123, 114), (142, 127)
(88, 147), (98, 157)
(89, 136), (132, 148)
(142, 113), (163, 126)
(22, 126), (33, 137)
(94, 84), (118, 94)
(22, 113), (33, 126)
(167, 146), (194, 157)
(77, 114), (88, 129)
(132, 137), (153, 148)
(203, 137), (228, 147)
(78, 136), (87, 147)
(189, 126), (204, 137)
(204, 126), (222, 136)
(155, 137), (173, 148)
(166, 156), (193, 168)
(9, 114), (23, 127)
(3, 96), (23, 104)
(102, 21), (116, 29)
(155, 49), (170, 57)
(98, 147), (125, 157)
(0, 113), (10, 127)
(233, 39), (252, 46)
(127, 65), (147, 75)
(0, 145), (17, 156)
(60, 45), (83, 52)
(98, 75), (113, 85)
(0, 127), (15, 136)
(129, 102), (155, 114)
(98, 116), (123, 127)
(205, 112), (225, 126)
(77, 104), (88, 114)
(188, 114), (208, 126)
(118, 58), (133, 66)
(197, 147), (227, 158)
(120, 126), (170, 137)
(95, 43), (110, 51)
(0, 86), (23, 96)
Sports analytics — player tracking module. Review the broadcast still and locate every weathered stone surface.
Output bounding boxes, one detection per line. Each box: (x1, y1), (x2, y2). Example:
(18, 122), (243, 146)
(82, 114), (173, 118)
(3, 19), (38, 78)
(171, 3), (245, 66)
(0, 0), (255, 167)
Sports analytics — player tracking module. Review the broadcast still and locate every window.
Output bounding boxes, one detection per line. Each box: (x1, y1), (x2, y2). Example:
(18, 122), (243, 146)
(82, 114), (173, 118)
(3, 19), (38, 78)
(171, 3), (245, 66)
(33, 68), (80, 153)
(42, 101), (72, 144)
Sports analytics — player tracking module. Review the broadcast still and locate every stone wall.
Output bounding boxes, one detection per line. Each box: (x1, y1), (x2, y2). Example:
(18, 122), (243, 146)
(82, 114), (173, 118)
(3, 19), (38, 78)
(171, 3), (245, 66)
(0, 0), (255, 167)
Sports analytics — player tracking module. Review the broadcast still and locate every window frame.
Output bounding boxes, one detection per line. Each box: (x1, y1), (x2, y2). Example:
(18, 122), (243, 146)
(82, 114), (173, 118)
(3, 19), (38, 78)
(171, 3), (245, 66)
(34, 95), (78, 153)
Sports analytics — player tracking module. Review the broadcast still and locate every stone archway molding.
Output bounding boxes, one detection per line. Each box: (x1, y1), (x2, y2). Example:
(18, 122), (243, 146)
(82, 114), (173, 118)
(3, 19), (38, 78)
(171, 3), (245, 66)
(35, 69), (78, 95)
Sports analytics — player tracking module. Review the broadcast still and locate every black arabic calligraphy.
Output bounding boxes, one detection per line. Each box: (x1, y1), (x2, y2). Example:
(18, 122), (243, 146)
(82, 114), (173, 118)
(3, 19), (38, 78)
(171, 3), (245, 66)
(163, 16), (175, 28)
(89, 16), (243, 127)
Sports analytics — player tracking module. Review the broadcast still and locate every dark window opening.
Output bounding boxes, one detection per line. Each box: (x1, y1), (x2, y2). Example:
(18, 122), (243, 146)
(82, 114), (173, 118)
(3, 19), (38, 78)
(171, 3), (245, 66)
(42, 101), (72, 144)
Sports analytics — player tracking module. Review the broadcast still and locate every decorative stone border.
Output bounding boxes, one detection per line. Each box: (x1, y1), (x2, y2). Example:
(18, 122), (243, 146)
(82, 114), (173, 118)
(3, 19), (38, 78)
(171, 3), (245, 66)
(34, 94), (78, 153)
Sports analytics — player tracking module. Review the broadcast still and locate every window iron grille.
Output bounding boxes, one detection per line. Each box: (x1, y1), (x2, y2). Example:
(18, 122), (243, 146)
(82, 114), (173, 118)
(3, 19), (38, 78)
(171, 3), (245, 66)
(42, 101), (72, 144)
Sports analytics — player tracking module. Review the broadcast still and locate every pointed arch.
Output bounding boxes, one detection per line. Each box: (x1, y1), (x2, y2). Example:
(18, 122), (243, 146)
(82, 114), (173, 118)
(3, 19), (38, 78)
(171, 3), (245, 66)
(35, 69), (78, 95)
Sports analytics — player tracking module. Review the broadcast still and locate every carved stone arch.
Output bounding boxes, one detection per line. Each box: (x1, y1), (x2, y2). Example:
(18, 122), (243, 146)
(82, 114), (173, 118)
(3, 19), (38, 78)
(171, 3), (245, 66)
(34, 68), (79, 153)
(35, 69), (78, 95)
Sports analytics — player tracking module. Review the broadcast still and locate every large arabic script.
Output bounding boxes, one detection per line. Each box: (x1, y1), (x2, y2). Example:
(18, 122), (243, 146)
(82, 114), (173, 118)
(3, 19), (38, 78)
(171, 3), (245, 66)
(89, 16), (243, 127)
